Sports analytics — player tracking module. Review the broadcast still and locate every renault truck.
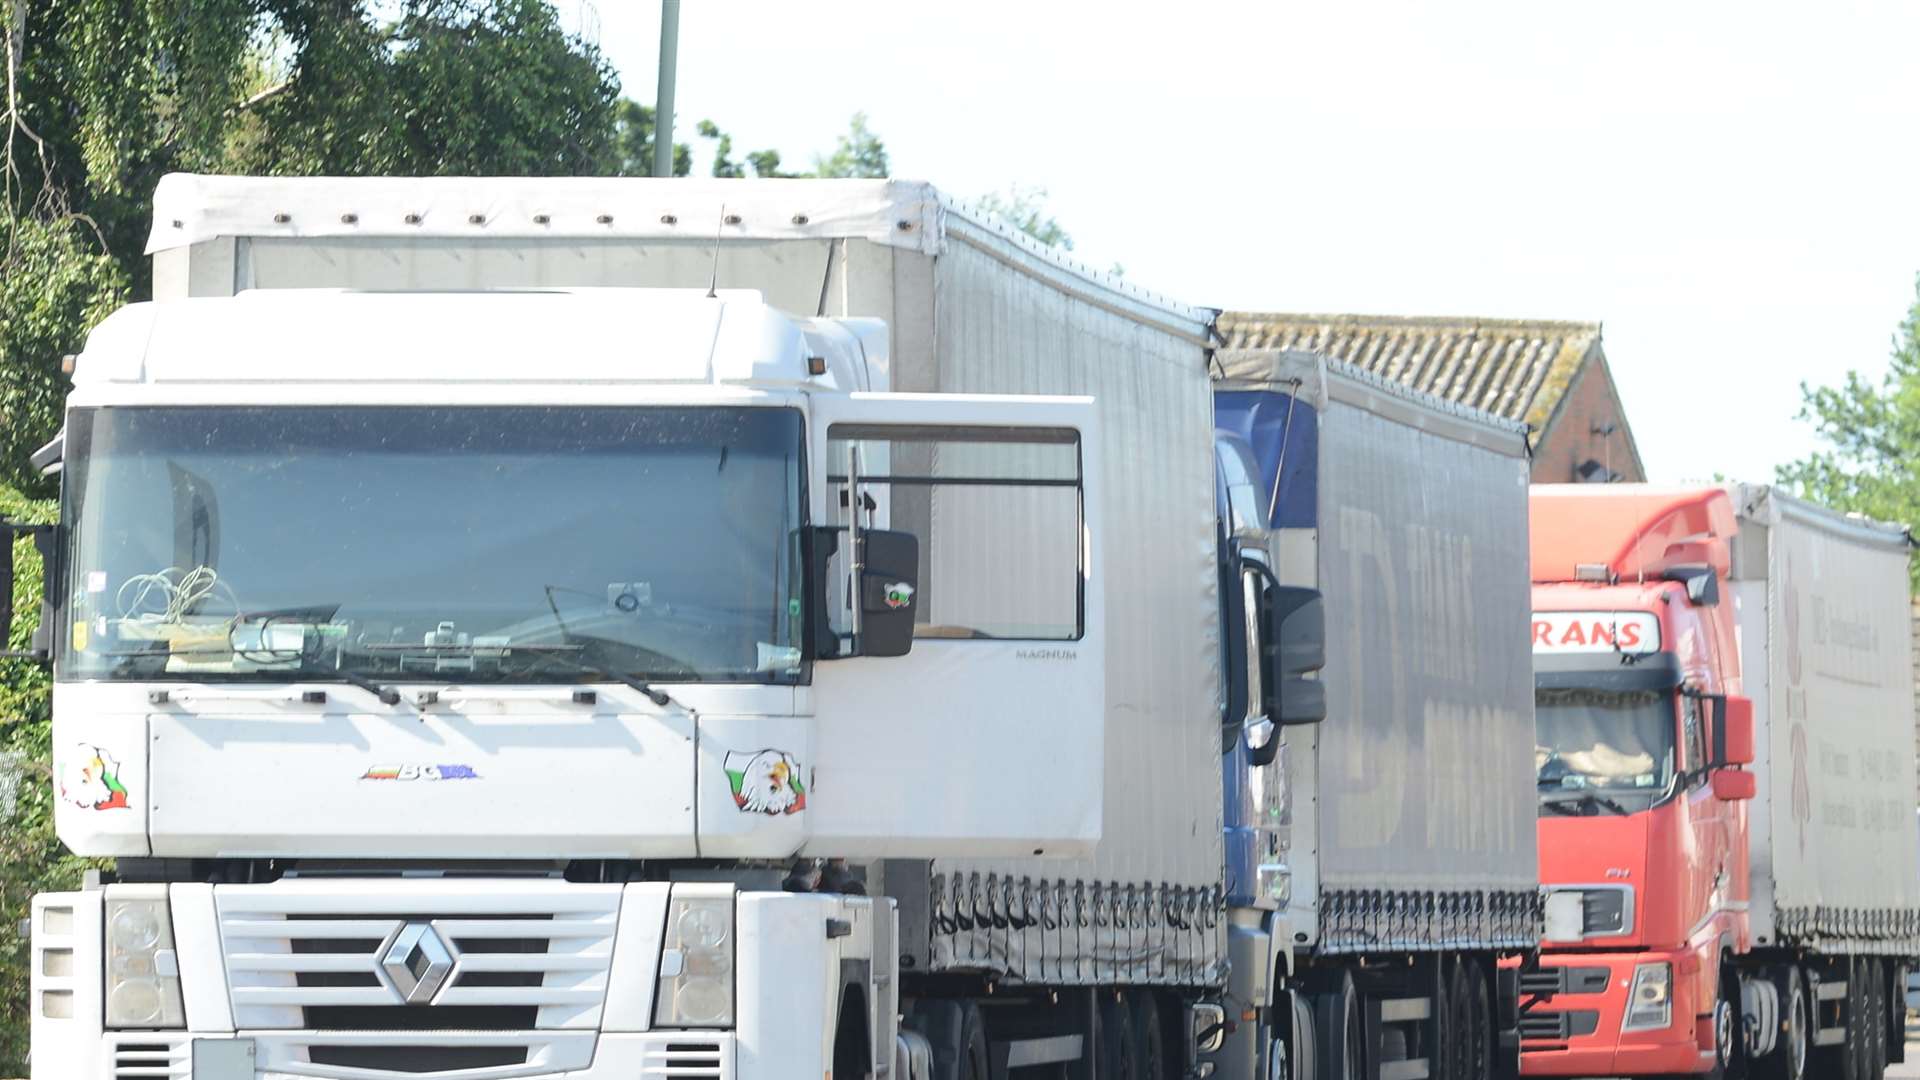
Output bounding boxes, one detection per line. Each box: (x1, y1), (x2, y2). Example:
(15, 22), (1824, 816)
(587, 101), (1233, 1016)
(1520, 484), (1920, 1080)
(8, 176), (1539, 1080)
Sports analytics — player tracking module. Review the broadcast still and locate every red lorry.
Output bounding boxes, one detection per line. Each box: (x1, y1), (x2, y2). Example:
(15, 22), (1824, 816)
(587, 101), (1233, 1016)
(1519, 484), (1920, 1080)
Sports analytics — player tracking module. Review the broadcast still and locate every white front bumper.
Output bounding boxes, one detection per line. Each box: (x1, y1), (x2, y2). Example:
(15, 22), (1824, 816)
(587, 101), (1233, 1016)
(46, 1031), (733, 1080)
(32, 880), (891, 1080)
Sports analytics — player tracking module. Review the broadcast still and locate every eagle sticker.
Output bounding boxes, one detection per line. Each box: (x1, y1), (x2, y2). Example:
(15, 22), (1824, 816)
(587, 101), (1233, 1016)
(725, 749), (807, 815)
(60, 744), (130, 811)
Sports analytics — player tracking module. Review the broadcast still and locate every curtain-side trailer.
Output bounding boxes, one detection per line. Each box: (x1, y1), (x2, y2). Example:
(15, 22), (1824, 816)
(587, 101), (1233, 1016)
(1213, 342), (1542, 1080)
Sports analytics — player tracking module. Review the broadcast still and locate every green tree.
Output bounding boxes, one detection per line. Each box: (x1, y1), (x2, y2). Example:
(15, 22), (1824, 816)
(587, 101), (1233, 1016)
(0, 486), (83, 1074)
(1777, 273), (1920, 584)
(0, 0), (627, 490)
(813, 111), (888, 179)
(609, 98), (690, 178)
(974, 185), (1074, 250)
(0, 2), (630, 1067)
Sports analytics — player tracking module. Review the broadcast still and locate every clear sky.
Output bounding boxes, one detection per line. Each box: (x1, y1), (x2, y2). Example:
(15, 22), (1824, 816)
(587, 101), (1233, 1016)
(563, 1), (1920, 484)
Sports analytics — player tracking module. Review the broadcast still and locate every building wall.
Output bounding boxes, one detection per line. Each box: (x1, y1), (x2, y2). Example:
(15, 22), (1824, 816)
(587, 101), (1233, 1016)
(1913, 596), (1919, 805)
(1532, 357), (1645, 484)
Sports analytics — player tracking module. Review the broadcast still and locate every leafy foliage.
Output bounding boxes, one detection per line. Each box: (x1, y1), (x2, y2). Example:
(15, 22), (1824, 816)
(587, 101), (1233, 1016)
(0, 215), (124, 496)
(693, 113), (884, 181)
(812, 112), (888, 179)
(0, 0), (627, 1067)
(1777, 274), (1920, 584)
(0, 484), (81, 1075)
(609, 98), (690, 178)
(974, 185), (1074, 251)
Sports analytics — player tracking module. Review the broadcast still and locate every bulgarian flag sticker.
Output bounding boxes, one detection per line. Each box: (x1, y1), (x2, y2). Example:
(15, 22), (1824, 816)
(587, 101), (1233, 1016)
(725, 749), (807, 816)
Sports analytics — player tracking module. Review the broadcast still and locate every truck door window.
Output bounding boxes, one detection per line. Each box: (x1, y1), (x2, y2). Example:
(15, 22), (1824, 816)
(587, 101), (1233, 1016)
(1680, 693), (1707, 785)
(826, 425), (1083, 641)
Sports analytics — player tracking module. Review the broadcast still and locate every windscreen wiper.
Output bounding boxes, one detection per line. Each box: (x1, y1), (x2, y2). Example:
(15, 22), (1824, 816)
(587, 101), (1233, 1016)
(355, 640), (680, 708)
(287, 664), (403, 707)
(1542, 791), (1631, 816)
(521, 647), (676, 708)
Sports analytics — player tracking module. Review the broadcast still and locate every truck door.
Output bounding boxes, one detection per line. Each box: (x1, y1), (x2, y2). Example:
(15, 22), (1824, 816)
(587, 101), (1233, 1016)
(791, 392), (1106, 858)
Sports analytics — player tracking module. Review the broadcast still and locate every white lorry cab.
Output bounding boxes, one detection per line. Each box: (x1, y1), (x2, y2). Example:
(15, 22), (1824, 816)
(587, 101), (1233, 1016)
(11, 177), (1541, 1080)
(9, 177), (1189, 1080)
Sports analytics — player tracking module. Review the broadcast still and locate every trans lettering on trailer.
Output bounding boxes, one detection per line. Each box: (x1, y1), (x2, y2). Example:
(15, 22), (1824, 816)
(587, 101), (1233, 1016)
(1530, 610), (1661, 654)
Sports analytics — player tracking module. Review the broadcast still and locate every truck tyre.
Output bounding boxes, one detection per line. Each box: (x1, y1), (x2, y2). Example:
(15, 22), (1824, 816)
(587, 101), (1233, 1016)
(1756, 965), (1809, 1080)
(958, 1001), (990, 1080)
(1439, 958), (1472, 1080)
(1464, 959), (1497, 1080)
(1842, 963), (1868, 1080)
(1706, 964), (1740, 1080)
(1310, 972), (1365, 1080)
(1282, 990), (1316, 1080)
(1099, 992), (1139, 1080)
(914, 1001), (959, 1080)
(1865, 959), (1888, 1080)
(1126, 990), (1169, 1080)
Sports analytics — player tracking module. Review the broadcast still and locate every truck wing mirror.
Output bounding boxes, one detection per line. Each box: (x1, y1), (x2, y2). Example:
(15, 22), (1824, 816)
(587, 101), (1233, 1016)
(1, 519), (57, 663)
(1264, 585), (1327, 727)
(1710, 694), (1755, 767)
(1662, 563), (1720, 607)
(804, 525), (920, 660)
(856, 529), (920, 658)
(1267, 586), (1326, 677)
(1711, 769), (1756, 801)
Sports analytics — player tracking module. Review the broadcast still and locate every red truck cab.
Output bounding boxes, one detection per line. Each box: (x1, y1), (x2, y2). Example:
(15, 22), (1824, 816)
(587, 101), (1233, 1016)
(1520, 486), (1758, 1077)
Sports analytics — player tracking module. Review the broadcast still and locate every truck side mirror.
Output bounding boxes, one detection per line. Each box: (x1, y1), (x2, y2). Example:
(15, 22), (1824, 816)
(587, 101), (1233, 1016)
(1264, 585), (1327, 727)
(1711, 694), (1755, 767)
(857, 529), (919, 658)
(1711, 769), (1756, 801)
(804, 525), (920, 660)
(1662, 564), (1720, 607)
(1, 519), (55, 663)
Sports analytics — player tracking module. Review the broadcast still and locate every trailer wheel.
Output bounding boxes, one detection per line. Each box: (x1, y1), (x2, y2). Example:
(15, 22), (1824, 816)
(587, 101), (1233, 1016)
(1840, 962), (1868, 1080)
(1865, 959), (1888, 1080)
(1127, 991), (1169, 1080)
(1463, 959), (1495, 1080)
(958, 1001), (990, 1080)
(1439, 959), (1472, 1080)
(1099, 993), (1139, 1080)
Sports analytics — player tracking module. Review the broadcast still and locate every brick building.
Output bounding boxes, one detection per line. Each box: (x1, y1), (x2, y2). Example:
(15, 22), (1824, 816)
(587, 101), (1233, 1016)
(1216, 313), (1644, 483)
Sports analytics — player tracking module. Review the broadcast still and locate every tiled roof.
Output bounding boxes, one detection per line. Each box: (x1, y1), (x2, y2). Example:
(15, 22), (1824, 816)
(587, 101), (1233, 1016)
(1216, 312), (1602, 431)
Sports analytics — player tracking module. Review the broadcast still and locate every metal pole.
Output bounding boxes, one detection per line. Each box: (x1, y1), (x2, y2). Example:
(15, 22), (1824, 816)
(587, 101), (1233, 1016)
(651, 0), (680, 178)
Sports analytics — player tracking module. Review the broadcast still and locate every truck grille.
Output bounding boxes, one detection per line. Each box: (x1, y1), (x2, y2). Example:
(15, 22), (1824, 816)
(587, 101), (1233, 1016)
(216, 880), (621, 1030)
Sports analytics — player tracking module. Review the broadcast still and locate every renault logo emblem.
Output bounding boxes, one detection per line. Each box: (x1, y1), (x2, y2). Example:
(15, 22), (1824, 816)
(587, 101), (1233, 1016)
(381, 922), (455, 1005)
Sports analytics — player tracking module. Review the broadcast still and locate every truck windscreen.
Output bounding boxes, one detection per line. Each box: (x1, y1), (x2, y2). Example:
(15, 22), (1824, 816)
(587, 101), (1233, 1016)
(1535, 686), (1676, 795)
(59, 405), (806, 685)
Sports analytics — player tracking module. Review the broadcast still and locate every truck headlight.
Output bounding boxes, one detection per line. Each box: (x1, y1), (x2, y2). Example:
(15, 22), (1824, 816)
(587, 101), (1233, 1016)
(105, 894), (185, 1029)
(654, 886), (734, 1028)
(1622, 962), (1672, 1032)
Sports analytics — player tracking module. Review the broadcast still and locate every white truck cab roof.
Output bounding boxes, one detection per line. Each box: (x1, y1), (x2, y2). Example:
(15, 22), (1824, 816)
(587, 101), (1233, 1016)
(71, 288), (884, 397)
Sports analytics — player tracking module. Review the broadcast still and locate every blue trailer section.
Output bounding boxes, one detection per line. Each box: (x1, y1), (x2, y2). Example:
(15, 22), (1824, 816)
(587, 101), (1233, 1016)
(1203, 345), (1539, 1080)
(1213, 387), (1320, 916)
(1214, 389), (1320, 532)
